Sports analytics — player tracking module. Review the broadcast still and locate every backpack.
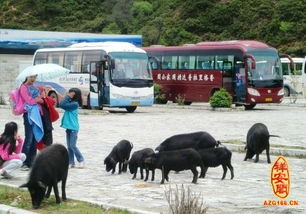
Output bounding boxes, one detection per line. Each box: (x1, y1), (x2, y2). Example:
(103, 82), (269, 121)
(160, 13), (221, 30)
(9, 88), (25, 115)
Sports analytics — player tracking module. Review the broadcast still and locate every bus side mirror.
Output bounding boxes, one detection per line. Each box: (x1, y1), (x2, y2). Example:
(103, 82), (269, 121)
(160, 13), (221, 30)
(244, 55), (256, 70)
(110, 59), (115, 70)
(280, 54), (294, 71)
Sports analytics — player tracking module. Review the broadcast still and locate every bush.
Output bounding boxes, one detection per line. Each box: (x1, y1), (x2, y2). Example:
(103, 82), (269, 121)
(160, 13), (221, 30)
(165, 185), (208, 214)
(209, 88), (232, 108)
(154, 84), (166, 104)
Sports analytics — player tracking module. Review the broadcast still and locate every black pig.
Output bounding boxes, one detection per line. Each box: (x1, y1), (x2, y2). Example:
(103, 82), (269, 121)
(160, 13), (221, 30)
(20, 144), (69, 209)
(104, 140), (133, 174)
(129, 148), (155, 181)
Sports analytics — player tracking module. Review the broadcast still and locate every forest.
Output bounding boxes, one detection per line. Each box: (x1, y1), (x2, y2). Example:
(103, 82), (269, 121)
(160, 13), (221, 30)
(0, 0), (305, 56)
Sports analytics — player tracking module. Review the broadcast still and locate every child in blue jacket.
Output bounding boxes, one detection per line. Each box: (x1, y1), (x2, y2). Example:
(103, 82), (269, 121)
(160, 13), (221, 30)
(59, 88), (84, 168)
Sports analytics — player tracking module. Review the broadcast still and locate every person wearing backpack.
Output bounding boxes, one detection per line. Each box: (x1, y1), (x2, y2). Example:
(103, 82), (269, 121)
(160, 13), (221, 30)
(19, 75), (43, 170)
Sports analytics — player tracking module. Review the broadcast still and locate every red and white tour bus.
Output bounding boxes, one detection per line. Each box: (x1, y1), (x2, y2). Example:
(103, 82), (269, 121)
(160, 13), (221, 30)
(144, 40), (292, 109)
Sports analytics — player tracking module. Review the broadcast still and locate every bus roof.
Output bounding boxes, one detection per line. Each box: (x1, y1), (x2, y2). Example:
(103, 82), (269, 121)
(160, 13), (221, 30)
(143, 40), (276, 53)
(35, 42), (146, 54)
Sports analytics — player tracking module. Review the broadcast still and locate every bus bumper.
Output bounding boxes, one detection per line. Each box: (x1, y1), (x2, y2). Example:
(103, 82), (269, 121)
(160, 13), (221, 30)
(246, 87), (284, 104)
(109, 98), (153, 107)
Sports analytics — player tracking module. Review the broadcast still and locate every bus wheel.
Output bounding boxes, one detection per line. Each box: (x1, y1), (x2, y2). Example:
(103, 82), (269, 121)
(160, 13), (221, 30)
(244, 104), (256, 110)
(126, 106), (137, 113)
(183, 101), (192, 105)
(284, 87), (290, 97)
(49, 92), (58, 107)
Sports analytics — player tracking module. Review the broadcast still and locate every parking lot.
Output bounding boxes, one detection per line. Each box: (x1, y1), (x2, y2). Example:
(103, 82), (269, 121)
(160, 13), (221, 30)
(0, 104), (305, 214)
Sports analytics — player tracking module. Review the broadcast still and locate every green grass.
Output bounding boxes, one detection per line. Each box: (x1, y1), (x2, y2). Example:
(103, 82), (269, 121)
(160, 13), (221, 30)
(0, 185), (130, 214)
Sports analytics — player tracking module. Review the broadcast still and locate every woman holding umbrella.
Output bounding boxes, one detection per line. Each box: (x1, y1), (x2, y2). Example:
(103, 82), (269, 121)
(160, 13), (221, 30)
(16, 64), (70, 169)
(19, 75), (43, 170)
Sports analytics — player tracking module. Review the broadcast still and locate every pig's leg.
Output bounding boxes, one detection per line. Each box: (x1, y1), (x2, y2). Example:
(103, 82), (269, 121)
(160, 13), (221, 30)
(140, 167), (144, 180)
(62, 172), (68, 201)
(132, 168), (138, 179)
(45, 186), (52, 198)
(111, 163), (116, 174)
(200, 166), (208, 178)
(191, 167), (198, 184)
(118, 162), (122, 174)
(266, 146), (271, 164)
(165, 169), (170, 182)
(221, 164), (228, 180)
(144, 169), (149, 181)
(254, 154), (259, 163)
(151, 169), (155, 181)
(227, 163), (234, 179)
(53, 182), (61, 204)
(161, 166), (165, 184)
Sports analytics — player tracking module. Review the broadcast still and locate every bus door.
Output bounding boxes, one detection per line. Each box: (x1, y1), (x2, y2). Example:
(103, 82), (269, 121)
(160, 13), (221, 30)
(221, 61), (234, 95)
(89, 61), (103, 107)
(234, 59), (247, 103)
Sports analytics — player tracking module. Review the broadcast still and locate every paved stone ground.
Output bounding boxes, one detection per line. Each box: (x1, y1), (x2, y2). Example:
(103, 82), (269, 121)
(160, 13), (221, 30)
(0, 105), (305, 214)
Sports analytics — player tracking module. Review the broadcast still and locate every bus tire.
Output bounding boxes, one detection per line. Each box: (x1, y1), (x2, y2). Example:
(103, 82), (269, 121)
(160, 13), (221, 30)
(183, 101), (192, 105)
(244, 104), (256, 110)
(284, 86), (290, 97)
(48, 92), (58, 107)
(126, 106), (137, 113)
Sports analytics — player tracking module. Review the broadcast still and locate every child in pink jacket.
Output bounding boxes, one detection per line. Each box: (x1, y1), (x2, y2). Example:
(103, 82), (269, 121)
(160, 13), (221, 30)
(0, 122), (26, 179)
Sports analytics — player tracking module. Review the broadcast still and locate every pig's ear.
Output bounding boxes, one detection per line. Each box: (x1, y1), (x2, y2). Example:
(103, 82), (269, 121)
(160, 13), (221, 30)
(19, 183), (28, 188)
(38, 181), (46, 189)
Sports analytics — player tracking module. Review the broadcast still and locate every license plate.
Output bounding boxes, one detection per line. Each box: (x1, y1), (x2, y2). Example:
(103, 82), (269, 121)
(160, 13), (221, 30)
(131, 102), (140, 106)
(265, 98), (272, 102)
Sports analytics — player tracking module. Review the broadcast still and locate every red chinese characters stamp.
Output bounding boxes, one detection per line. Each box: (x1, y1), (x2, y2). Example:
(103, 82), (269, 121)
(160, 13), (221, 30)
(270, 156), (290, 199)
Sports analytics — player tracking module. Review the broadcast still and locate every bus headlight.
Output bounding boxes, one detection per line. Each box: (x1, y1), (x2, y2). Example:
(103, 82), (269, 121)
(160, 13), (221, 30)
(278, 88), (284, 96)
(247, 88), (260, 96)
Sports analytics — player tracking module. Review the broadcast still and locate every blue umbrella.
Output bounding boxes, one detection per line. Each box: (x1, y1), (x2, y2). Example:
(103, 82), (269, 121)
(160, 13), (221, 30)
(16, 64), (70, 82)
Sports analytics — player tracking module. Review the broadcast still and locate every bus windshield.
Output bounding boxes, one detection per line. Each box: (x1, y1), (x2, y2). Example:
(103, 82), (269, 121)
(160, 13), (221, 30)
(109, 52), (152, 80)
(248, 51), (282, 81)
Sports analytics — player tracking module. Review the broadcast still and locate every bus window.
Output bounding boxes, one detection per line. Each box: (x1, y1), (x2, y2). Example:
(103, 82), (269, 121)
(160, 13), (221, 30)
(216, 55), (234, 77)
(64, 52), (82, 73)
(34, 52), (48, 65)
(82, 51), (102, 73)
(149, 56), (161, 70)
(47, 52), (64, 66)
(282, 63), (290, 75)
(178, 56), (195, 69)
(295, 62), (303, 75)
(162, 56), (177, 70)
(196, 56), (215, 70)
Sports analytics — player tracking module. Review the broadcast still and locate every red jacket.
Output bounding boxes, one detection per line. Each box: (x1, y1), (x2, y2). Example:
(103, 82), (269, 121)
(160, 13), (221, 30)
(43, 96), (59, 122)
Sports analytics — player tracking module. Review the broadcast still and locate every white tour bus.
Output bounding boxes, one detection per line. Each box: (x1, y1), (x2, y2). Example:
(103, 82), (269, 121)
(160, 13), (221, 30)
(33, 42), (154, 112)
(281, 57), (305, 97)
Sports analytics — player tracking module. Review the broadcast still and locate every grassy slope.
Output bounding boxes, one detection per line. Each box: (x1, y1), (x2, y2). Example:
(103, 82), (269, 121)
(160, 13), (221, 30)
(0, 0), (305, 56)
(0, 185), (130, 214)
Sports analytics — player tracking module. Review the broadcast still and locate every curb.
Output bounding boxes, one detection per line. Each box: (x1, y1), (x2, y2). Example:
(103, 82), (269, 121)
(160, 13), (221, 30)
(152, 104), (245, 111)
(223, 143), (306, 158)
(0, 204), (38, 214)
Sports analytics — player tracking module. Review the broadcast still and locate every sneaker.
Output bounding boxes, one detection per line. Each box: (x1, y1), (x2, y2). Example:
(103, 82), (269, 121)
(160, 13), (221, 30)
(78, 161), (85, 168)
(20, 165), (30, 171)
(69, 164), (75, 169)
(1, 170), (13, 179)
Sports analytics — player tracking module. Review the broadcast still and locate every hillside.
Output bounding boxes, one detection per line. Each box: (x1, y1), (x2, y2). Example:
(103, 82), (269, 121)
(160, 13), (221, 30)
(0, 0), (305, 56)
